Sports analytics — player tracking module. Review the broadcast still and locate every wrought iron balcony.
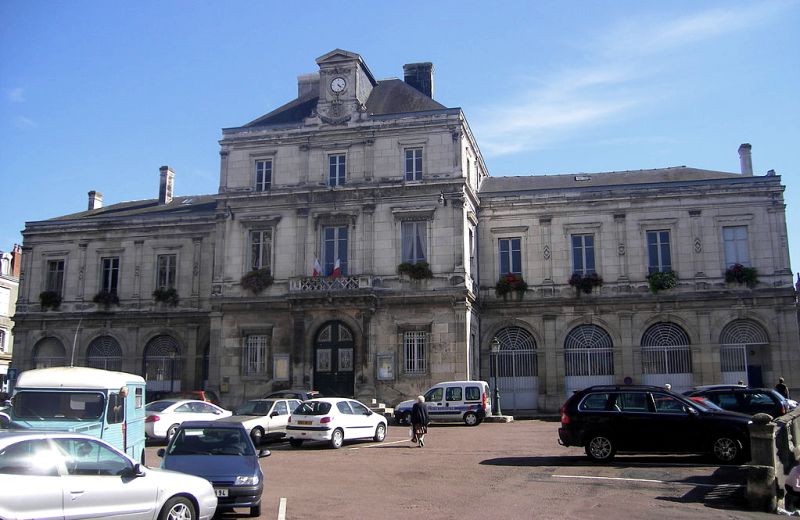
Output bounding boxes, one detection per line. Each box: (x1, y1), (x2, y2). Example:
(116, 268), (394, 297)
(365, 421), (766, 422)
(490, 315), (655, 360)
(289, 275), (373, 292)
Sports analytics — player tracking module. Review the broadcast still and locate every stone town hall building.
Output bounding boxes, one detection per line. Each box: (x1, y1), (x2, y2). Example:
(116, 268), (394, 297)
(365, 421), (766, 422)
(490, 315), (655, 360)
(10, 50), (798, 412)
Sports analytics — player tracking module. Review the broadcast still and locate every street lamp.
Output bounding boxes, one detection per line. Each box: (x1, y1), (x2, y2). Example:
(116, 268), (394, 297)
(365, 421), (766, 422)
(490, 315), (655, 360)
(491, 338), (502, 416)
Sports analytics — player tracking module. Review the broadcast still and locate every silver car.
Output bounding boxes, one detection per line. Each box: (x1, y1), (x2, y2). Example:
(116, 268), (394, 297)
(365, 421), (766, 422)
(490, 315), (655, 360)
(0, 430), (217, 520)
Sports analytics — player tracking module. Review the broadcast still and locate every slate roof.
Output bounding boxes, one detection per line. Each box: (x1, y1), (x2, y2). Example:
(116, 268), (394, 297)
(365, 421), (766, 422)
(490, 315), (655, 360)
(242, 78), (447, 128)
(33, 195), (217, 225)
(480, 167), (759, 194)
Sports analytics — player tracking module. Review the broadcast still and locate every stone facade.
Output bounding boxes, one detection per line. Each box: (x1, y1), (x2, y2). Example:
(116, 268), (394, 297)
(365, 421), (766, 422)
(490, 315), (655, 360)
(9, 50), (799, 412)
(0, 245), (20, 391)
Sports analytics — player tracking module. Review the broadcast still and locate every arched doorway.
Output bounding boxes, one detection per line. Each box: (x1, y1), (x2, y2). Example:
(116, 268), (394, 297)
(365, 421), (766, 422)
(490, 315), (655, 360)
(564, 325), (614, 396)
(33, 337), (66, 369)
(313, 321), (354, 397)
(143, 335), (181, 394)
(86, 335), (123, 371)
(720, 320), (769, 387)
(490, 327), (538, 411)
(641, 322), (692, 393)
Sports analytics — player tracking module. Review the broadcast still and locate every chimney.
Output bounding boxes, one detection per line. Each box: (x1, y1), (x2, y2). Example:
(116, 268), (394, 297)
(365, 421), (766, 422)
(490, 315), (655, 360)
(298, 72), (320, 98)
(738, 143), (753, 176)
(11, 244), (21, 278)
(88, 190), (103, 210)
(159, 166), (174, 205)
(403, 62), (434, 98)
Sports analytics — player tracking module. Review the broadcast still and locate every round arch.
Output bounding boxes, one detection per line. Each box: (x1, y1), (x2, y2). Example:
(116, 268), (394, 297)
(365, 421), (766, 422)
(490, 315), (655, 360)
(718, 319), (770, 387)
(490, 325), (539, 411)
(563, 324), (614, 396)
(142, 334), (182, 394)
(640, 322), (692, 392)
(85, 335), (123, 371)
(33, 336), (66, 369)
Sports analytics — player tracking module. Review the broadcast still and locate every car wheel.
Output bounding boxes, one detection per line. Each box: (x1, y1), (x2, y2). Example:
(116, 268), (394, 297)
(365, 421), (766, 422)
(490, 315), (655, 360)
(464, 412), (479, 426)
(250, 427), (264, 446)
(711, 435), (742, 464)
(158, 496), (196, 520)
(166, 424), (180, 442)
(250, 504), (261, 517)
(289, 439), (304, 448)
(330, 428), (344, 449)
(374, 423), (386, 442)
(585, 434), (616, 462)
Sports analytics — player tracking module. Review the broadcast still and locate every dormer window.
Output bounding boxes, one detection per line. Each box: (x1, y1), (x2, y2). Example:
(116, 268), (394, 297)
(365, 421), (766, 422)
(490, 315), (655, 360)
(328, 154), (346, 186)
(255, 159), (272, 192)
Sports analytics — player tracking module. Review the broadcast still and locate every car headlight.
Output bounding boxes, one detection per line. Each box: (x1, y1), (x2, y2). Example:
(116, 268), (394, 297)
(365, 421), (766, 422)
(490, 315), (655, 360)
(234, 475), (259, 486)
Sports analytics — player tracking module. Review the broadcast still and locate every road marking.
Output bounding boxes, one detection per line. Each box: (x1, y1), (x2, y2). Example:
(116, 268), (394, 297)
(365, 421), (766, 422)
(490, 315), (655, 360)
(277, 497), (286, 520)
(348, 439), (410, 450)
(552, 474), (744, 489)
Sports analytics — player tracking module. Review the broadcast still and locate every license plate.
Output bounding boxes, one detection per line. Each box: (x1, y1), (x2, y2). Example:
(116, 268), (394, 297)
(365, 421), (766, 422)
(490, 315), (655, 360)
(298, 420), (312, 425)
(215, 489), (229, 497)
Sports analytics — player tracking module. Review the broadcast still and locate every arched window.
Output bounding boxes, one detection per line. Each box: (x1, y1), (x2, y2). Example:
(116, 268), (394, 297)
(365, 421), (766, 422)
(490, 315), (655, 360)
(143, 335), (181, 391)
(640, 322), (692, 391)
(564, 325), (614, 376)
(33, 337), (66, 369)
(86, 335), (123, 371)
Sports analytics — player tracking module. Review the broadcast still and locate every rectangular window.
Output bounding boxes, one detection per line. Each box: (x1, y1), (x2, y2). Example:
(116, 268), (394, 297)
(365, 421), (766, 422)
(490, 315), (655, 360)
(571, 234), (595, 275)
(249, 229), (273, 271)
(498, 238), (522, 276)
(401, 221), (427, 264)
(323, 226), (348, 276)
(328, 154), (346, 186)
(255, 159), (272, 192)
(101, 257), (120, 294)
(156, 254), (177, 289)
(243, 335), (269, 376)
(723, 226), (749, 267)
(404, 331), (427, 374)
(404, 148), (423, 181)
(647, 230), (671, 273)
(46, 259), (65, 295)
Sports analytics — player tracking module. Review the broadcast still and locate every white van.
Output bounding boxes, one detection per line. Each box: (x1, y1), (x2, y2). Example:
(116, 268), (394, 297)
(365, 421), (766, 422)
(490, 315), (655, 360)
(394, 380), (492, 426)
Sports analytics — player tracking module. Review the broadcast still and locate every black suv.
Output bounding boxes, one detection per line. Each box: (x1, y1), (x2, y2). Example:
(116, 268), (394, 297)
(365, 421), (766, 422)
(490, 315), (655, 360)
(558, 385), (753, 463)
(684, 385), (789, 418)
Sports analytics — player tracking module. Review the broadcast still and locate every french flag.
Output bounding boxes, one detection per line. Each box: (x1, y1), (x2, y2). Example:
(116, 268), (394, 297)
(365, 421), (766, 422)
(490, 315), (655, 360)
(312, 258), (322, 278)
(331, 258), (342, 278)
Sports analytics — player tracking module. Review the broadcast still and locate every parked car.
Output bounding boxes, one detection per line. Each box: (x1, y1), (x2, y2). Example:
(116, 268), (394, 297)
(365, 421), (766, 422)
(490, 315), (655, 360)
(394, 380), (491, 426)
(558, 385), (753, 463)
(219, 398), (302, 445)
(264, 389), (322, 401)
(158, 420), (269, 517)
(286, 398), (387, 449)
(0, 430), (217, 520)
(684, 385), (790, 419)
(145, 399), (232, 441)
(165, 390), (222, 406)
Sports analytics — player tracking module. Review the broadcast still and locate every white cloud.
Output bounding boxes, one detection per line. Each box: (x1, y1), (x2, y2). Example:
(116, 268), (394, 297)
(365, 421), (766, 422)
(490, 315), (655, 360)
(14, 116), (38, 129)
(7, 87), (25, 103)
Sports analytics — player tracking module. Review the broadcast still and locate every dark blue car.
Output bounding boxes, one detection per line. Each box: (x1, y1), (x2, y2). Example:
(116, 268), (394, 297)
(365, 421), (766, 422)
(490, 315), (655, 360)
(158, 420), (270, 517)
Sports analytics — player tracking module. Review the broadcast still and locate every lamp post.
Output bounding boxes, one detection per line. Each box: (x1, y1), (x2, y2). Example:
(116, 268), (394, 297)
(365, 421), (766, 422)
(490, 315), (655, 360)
(491, 338), (502, 416)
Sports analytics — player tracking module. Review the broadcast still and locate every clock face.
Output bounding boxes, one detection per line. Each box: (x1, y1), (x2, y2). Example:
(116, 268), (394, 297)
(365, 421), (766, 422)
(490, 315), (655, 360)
(330, 77), (346, 93)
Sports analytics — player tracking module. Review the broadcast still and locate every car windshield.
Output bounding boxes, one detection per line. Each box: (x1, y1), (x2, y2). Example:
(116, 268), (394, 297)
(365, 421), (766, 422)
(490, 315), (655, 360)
(145, 400), (179, 412)
(294, 401), (332, 415)
(235, 400), (274, 416)
(13, 391), (105, 421)
(168, 427), (254, 456)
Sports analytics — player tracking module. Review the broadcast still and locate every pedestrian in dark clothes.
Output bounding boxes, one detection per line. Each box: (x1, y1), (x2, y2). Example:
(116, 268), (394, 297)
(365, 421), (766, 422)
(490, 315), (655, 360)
(410, 395), (430, 448)
(776, 377), (790, 399)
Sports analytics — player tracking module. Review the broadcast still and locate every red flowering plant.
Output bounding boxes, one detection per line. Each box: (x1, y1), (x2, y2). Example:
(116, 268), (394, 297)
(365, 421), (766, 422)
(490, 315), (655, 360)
(724, 263), (758, 288)
(568, 272), (603, 295)
(495, 273), (528, 298)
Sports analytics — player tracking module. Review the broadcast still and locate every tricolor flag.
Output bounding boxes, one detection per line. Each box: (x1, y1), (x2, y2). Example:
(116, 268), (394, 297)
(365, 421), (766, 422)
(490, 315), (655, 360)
(331, 258), (342, 278)
(312, 258), (322, 278)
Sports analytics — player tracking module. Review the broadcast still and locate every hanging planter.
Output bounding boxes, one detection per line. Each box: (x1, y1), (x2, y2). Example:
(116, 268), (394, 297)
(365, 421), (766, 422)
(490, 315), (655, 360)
(240, 268), (274, 294)
(397, 262), (433, 280)
(39, 290), (62, 310)
(495, 273), (528, 299)
(725, 263), (758, 288)
(152, 287), (180, 306)
(647, 270), (678, 294)
(568, 272), (603, 295)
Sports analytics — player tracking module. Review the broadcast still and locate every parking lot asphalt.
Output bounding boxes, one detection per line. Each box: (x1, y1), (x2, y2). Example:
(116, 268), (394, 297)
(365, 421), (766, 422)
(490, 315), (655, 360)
(146, 419), (778, 520)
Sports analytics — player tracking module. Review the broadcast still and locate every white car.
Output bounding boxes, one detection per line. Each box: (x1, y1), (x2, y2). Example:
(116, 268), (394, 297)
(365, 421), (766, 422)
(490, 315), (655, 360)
(286, 397), (387, 449)
(0, 430), (217, 520)
(218, 398), (302, 445)
(145, 399), (232, 440)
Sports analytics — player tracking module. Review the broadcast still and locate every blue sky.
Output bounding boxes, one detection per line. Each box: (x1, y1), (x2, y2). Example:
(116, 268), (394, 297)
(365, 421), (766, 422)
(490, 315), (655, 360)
(1, 1), (798, 279)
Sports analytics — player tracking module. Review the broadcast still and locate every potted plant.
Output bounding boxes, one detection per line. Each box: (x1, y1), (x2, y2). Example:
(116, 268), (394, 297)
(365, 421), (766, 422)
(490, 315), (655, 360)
(495, 273), (528, 299)
(397, 261), (433, 280)
(647, 270), (678, 294)
(240, 268), (273, 294)
(152, 287), (180, 306)
(568, 272), (603, 295)
(725, 263), (758, 288)
(39, 290), (62, 310)
(93, 290), (119, 308)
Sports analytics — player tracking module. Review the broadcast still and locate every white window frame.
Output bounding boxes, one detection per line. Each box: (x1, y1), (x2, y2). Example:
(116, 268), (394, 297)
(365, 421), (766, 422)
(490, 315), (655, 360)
(328, 153), (346, 187)
(498, 237), (522, 276)
(401, 221), (428, 264)
(249, 229), (273, 271)
(722, 225), (750, 267)
(46, 259), (65, 295)
(322, 225), (348, 276)
(404, 147), (423, 181)
(100, 257), (120, 294)
(254, 158), (273, 192)
(156, 254), (177, 290)
(571, 234), (596, 275)
(403, 331), (427, 374)
(243, 334), (269, 376)
(646, 230), (672, 274)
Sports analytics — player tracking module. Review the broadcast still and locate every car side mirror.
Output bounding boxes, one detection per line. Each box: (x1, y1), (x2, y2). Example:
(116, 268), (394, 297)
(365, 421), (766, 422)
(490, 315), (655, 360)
(122, 463), (146, 478)
(685, 406), (699, 416)
(258, 449), (271, 458)
(157, 448), (165, 458)
(270, 412), (279, 418)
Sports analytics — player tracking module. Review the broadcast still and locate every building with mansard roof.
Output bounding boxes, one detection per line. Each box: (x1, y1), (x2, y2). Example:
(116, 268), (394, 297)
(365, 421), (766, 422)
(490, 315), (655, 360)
(10, 50), (798, 412)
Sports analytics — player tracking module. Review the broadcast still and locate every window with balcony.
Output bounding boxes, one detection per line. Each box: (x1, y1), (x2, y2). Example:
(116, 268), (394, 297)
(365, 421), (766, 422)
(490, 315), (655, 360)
(323, 226), (348, 276)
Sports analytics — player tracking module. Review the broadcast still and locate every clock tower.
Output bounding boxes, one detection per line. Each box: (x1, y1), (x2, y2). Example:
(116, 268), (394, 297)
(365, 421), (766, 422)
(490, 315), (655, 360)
(314, 49), (376, 125)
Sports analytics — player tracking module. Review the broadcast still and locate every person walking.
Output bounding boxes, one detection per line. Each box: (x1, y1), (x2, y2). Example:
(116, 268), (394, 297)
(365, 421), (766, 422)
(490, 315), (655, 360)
(776, 377), (790, 399)
(410, 395), (430, 448)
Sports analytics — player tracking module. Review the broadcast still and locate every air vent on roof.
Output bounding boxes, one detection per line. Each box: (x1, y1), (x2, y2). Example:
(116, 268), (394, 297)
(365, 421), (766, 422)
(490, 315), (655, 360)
(575, 175), (591, 181)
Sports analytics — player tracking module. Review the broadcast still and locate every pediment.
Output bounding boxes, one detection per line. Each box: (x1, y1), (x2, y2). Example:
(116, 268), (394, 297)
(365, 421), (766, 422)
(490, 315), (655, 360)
(316, 49), (361, 65)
